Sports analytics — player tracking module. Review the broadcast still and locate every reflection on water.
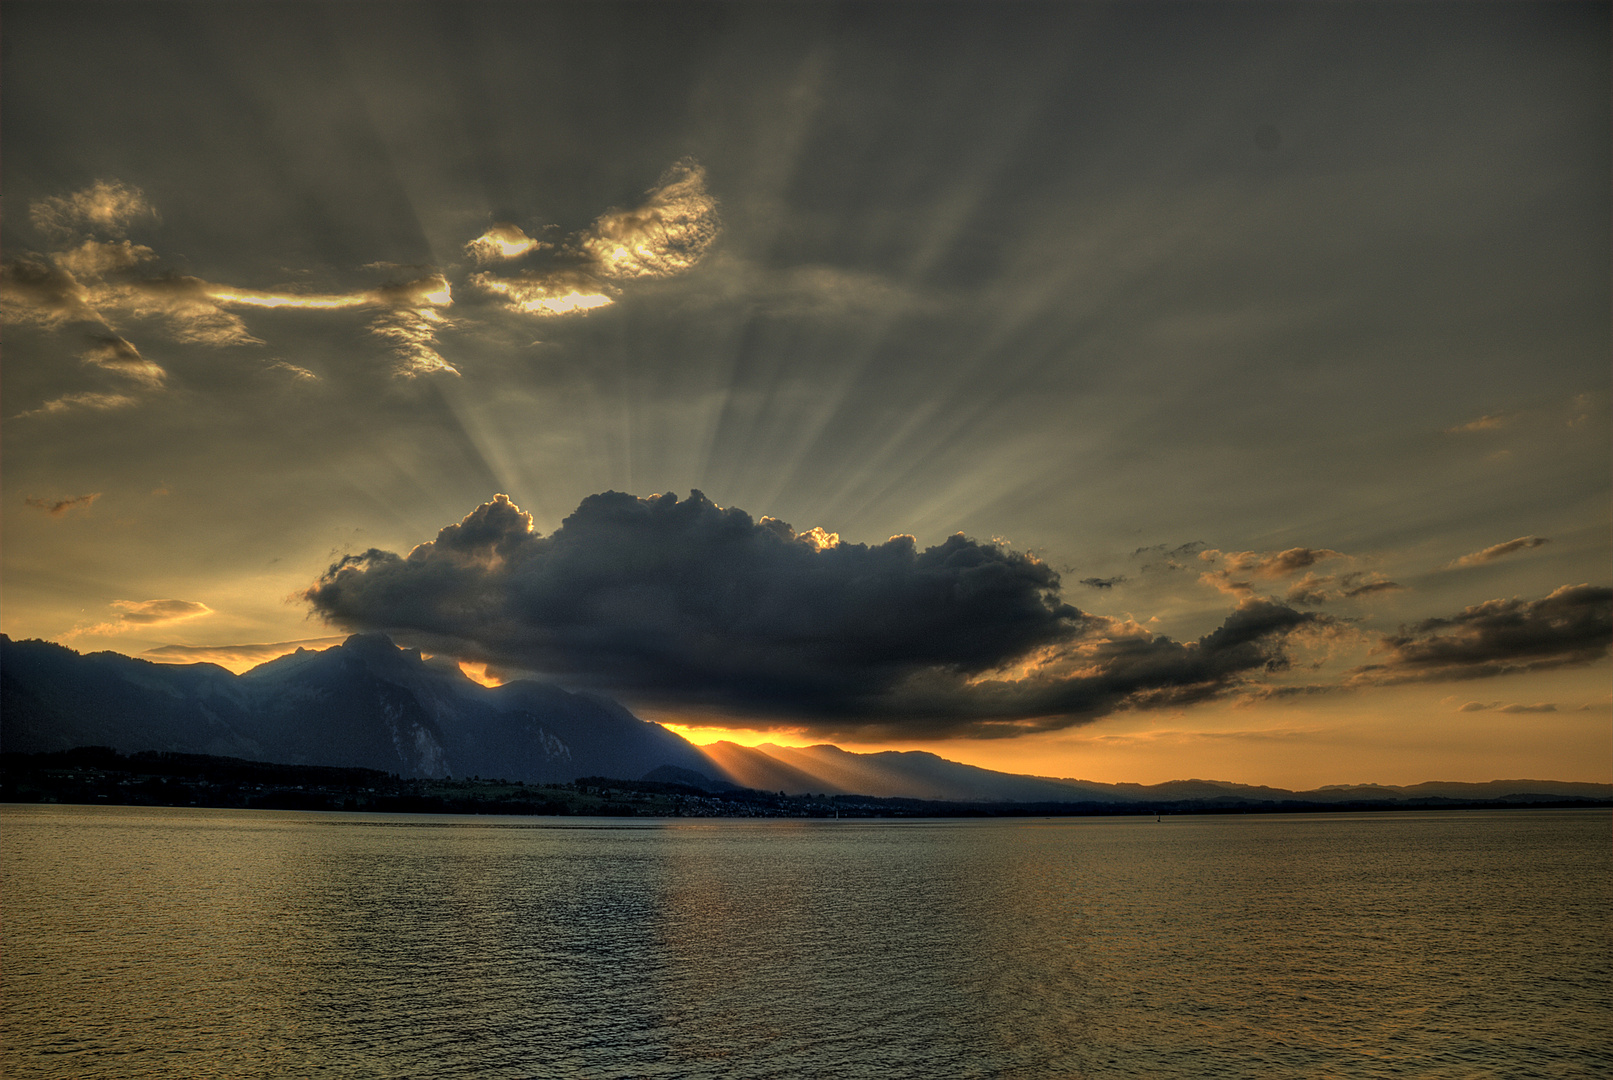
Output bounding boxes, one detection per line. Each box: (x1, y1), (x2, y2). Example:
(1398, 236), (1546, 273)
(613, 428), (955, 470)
(3, 807), (1609, 1078)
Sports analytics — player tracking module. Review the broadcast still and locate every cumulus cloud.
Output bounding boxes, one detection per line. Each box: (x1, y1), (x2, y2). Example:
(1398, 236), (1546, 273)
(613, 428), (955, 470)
(23, 493), (102, 516)
(300, 491), (1324, 739)
(1445, 536), (1550, 569)
(1349, 584), (1612, 686)
(29, 180), (157, 240)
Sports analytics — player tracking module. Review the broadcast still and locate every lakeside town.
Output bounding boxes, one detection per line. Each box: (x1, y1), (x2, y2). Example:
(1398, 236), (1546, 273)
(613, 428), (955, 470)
(5, 747), (1608, 819)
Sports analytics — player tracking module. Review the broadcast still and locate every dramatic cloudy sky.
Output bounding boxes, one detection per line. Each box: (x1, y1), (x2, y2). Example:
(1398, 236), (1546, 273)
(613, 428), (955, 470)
(5, 2), (1608, 786)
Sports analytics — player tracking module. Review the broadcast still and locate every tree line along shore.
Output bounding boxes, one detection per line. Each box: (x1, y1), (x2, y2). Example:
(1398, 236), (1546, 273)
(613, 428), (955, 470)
(4, 747), (1608, 819)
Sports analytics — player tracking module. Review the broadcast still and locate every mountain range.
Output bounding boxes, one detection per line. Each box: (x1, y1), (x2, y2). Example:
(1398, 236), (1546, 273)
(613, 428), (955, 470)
(4, 634), (1607, 806)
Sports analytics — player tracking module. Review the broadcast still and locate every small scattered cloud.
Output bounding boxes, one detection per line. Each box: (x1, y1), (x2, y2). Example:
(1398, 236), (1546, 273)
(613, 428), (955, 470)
(79, 334), (165, 386)
(1081, 576), (1125, 589)
(13, 391), (137, 419)
(468, 268), (615, 316)
(1199, 547), (1346, 598)
(1285, 570), (1402, 606)
(264, 359), (320, 381)
(1456, 701), (1558, 713)
(1132, 541), (1206, 574)
(470, 159), (720, 319)
(54, 238), (158, 278)
(1444, 413), (1508, 434)
(364, 273), (458, 376)
(1568, 392), (1595, 428)
(10, 167), (717, 388)
(1445, 536), (1549, 569)
(29, 179), (157, 241)
(465, 224), (546, 265)
(0, 256), (106, 328)
(108, 599), (212, 625)
(1201, 547), (1344, 577)
(579, 160), (720, 280)
(71, 598), (214, 639)
(114, 272), (263, 346)
(1349, 583), (1612, 686)
(24, 492), (102, 516)
(1341, 574), (1403, 598)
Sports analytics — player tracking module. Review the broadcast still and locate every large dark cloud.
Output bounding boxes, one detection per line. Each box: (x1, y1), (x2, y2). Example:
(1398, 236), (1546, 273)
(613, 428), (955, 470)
(301, 492), (1324, 738)
(1350, 584), (1612, 685)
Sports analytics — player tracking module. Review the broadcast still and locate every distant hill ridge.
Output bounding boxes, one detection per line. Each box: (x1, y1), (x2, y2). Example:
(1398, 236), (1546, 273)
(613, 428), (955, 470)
(3, 634), (1607, 805)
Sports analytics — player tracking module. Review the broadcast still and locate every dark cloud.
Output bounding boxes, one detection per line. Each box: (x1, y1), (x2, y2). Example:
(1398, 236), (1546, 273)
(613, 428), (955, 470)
(24, 492), (102, 516)
(301, 492), (1325, 738)
(1350, 584), (1612, 686)
(1447, 535), (1550, 569)
(1080, 576), (1125, 589)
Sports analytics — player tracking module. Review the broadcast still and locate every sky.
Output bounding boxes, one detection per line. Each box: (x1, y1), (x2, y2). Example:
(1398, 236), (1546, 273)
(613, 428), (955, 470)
(4, 1), (1609, 789)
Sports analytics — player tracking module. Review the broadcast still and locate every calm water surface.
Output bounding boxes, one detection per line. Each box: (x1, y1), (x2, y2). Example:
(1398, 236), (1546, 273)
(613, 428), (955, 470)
(3, 806), (1609, 1078)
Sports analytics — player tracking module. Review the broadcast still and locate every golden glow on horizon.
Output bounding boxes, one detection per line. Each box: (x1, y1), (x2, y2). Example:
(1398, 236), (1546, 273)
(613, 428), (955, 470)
(658, 722), (820, 749)
(458, 660), (505, 688)
(141, 638), (345, 674)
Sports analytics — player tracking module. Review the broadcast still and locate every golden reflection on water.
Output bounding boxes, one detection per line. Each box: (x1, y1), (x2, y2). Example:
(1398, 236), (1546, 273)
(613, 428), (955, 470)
(3, 807), (1609, 1079)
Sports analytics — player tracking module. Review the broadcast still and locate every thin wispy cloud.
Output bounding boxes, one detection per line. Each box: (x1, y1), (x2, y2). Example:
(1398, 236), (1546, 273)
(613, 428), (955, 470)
(79, 334), (165, 386)
(1445, 536), (1549, 569)
(23, 492), (102, 516)
(1199, 547), (1346, 597)
(14, 392), (137, 419)
(71, 598), (214, 639)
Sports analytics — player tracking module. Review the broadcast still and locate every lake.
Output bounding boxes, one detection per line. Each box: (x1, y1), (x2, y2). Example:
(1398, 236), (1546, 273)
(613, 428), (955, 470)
(2, 805), (1608, 1078)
